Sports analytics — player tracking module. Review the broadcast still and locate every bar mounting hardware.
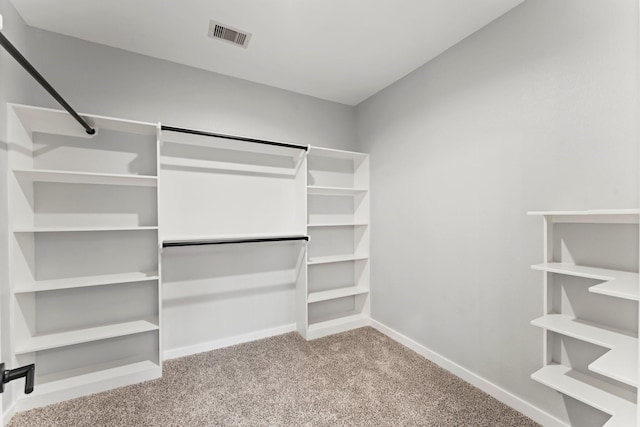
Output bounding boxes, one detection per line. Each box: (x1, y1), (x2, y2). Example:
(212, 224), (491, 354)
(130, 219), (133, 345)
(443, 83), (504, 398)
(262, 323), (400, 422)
(0, 362), (35, 394)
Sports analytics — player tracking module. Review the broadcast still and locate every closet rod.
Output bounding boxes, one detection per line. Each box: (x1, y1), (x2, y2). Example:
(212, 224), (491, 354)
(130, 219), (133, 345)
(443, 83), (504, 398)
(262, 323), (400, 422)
(161, 125), (308, 151)
(0, 32), (96, 135)
(163, 235), (309, 248)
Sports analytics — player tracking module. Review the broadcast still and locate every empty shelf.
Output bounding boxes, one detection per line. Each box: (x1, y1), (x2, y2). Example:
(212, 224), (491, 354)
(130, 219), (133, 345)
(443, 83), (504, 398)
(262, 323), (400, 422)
(19, 359), (162, 411)
(34, 359), (160, 395)
(307, 286), (369, 303)
(531, 314), (638, 387)
(13, 169), (158, 187)
(307, 313), (368, 340)
(14, 271), (159, 293)
(160, 156), (297, 177)
(308, 146), (368, 162)
(15, 319), (159, 354)
(531, 263), (638, 301)
(307, 186), (368, 196)
(307, 223), (368, 228)
(10, 103), (157, 137)
(531, 365), (636, 427)
(307, 254), (369, 265)
(14, 226), (158, 233)
(527, 210), (640, 224)
(528, 209), (640, 216)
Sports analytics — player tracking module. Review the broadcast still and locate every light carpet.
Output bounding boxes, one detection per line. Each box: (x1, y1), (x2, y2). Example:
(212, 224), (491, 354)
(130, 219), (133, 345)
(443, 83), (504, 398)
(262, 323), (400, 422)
(8, 327), (539, 426)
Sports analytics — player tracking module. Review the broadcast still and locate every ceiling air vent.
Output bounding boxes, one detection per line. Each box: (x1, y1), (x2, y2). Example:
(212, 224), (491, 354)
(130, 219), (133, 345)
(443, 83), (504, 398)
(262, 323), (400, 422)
(208, 20), (252, 48)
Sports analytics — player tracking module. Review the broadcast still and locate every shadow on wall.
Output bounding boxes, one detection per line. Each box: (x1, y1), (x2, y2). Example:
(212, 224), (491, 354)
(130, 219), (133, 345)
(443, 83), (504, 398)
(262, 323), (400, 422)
(563, 395), (611, 427)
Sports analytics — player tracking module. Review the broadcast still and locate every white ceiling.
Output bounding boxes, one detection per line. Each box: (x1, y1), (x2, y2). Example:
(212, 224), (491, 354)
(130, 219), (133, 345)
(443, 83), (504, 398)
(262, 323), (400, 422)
(11, 0), (524, 105)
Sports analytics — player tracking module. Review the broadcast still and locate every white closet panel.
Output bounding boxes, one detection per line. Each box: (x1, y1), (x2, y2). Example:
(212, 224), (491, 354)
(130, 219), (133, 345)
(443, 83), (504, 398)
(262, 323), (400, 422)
(159, 127), (307, 357)
(160, 129), (306, 239)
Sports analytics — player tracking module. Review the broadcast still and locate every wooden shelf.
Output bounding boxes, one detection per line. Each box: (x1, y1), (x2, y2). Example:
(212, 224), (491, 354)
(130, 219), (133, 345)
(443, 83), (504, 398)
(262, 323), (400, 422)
(14, 226), (158, 233)
(531, 314), (638, 387)
(15, 318), (159, 354)
(14, 271), (159, 294)
(307, 286), (368, 303)
(531, 263), (639, 301)
(307, 254), (368, 265)
(531, 365), (636, 427)
(13, 169), (158, 187)
(307, 186), (368, 196)
(307, 223), (368, 228)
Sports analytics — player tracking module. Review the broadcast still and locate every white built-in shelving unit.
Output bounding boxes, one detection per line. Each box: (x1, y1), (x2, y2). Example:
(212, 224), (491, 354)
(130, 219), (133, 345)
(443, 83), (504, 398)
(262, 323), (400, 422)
(528, 210), (639, 427)
(5, 104), (372, 413)
(299, 146), (370, 340)
(7, 104), (162, 411)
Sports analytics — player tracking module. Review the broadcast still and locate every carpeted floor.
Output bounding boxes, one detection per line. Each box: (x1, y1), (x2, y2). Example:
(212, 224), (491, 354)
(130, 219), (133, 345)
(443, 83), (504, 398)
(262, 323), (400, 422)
(8, 327), (539, 427)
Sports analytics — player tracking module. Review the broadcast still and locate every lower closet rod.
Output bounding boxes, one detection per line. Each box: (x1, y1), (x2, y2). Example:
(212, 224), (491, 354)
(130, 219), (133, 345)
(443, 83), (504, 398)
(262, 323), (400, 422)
(161, 125), (308, 151)
(163, 235), (309, 248)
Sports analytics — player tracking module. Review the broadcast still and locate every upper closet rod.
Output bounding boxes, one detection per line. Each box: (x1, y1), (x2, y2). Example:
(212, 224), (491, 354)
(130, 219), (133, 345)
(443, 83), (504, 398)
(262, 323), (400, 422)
(161, 125), (308, 151)
(0, 31), (96, 135)
(163, 235), (309, 248)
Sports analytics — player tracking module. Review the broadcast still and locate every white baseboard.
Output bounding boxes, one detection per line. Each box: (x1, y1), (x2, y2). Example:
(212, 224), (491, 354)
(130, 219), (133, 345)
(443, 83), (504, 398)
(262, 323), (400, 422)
(163, 323), (297, 360)
(2, 402), (15, 427)
(369, 319), (568, 427)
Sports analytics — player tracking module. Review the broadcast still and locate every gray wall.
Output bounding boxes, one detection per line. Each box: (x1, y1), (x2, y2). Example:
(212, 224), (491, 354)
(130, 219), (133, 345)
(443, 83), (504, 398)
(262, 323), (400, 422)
(2, 0), (639, 423)
(28, 28), (357, 151)
(356, 0), (639, 424)
(0, 0), (36, 415)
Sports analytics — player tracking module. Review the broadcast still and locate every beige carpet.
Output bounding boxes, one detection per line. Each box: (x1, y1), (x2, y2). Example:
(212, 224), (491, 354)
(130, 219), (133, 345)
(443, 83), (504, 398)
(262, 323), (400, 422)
(9, 327), (539, 427)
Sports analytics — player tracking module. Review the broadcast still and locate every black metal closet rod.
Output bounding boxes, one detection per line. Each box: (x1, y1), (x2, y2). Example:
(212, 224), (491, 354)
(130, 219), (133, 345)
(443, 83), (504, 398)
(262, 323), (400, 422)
(0, 32), (96, 135)
(161, 125), (308, 151)
(163, 235), (309, 248)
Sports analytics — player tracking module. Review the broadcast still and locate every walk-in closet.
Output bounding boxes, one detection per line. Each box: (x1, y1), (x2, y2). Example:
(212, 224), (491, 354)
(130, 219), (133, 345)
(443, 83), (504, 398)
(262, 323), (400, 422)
(0, 1), (638, 426)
